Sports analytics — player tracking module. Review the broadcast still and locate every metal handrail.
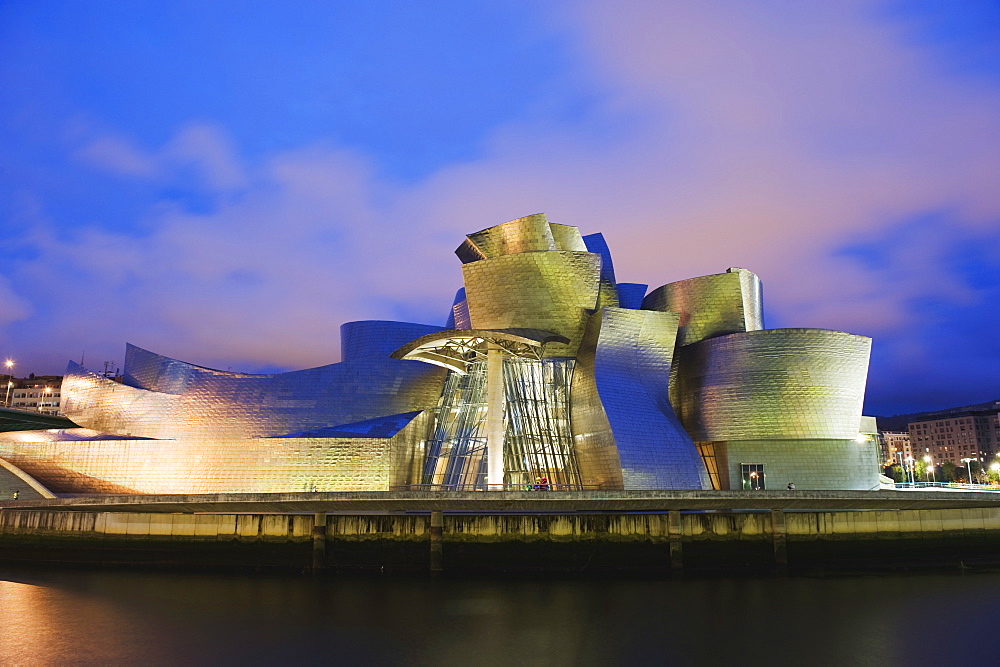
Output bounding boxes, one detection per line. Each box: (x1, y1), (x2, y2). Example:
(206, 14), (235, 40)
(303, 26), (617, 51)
(893, 481), (1000, 491)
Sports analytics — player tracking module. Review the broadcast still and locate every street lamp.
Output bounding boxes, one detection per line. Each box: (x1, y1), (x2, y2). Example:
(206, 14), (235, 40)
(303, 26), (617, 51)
(41, 386), (52, 413)
(3, 359), (12, 407)
(962, 458), (975, 486)
(923, 455), (936, 484)
(991, 462), (1000, 485)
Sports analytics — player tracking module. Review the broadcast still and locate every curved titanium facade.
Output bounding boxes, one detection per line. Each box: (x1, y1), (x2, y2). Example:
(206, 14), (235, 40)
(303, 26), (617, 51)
(673, 328), (871, 442)
(671, 328), (874, 491)
(643, 268), (763, 346)
(462, 213), (558, 258)
(446, 288), (472, 330)
(339, 321), (445, 361)
(64, 344), (446, 441)
(461, 252), (602, 357)
(616, 283), (647, 310)
(2, 212), (876, 494)
(572, 307), (708, 490)
(458, 214), (604, 357)
(0, 412), (430, 494)
(582, 232), (621, 310)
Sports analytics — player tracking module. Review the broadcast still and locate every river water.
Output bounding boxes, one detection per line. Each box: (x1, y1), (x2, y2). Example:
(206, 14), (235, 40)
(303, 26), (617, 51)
(1, 567), (997, 666)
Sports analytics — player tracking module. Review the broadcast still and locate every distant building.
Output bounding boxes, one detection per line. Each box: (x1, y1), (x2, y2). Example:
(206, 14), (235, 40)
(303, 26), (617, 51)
(7, 376), (63, 416)
(907, 411), (1000, 467)
(880, 431), (912, 466)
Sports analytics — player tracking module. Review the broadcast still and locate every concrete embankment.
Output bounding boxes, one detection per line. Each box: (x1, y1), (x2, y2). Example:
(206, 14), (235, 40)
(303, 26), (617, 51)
(3, 506), (1000, 574)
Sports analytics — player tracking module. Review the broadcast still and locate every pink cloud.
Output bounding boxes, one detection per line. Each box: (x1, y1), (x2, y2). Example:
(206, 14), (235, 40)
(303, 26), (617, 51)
(74, 135), (160, 179)
(74, 123), (247, 192)
(0, 276), (32, 328)
(8, 0), (1000, 381)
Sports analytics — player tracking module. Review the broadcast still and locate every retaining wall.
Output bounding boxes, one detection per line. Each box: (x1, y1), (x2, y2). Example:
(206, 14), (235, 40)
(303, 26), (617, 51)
(3, 507), (1000, 573)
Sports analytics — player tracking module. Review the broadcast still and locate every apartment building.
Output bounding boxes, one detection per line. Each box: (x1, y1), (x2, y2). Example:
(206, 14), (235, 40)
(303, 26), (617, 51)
(908, 412), (1000, 467)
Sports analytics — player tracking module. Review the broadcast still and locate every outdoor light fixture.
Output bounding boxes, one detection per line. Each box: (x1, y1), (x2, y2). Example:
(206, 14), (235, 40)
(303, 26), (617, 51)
(962, 458), (976, 486)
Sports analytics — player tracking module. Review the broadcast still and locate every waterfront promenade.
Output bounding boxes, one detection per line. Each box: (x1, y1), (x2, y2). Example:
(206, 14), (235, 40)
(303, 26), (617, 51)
(5, 488), (1000, 514)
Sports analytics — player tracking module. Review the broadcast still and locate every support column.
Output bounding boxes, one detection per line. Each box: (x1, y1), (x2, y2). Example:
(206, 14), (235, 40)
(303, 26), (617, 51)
(429, 510), (444, 573)
(485, 345), (505, 489)
(771, 509), (788, 574)
(311, 512), (327, 574)
(668, 510), (683, 573)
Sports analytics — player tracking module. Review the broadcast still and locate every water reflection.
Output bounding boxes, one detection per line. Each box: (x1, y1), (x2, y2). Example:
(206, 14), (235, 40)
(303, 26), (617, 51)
(2, 568), (998, 666)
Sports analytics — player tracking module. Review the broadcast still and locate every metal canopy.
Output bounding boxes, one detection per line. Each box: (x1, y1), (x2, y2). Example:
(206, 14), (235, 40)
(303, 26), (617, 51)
(390, 328), (570, 374)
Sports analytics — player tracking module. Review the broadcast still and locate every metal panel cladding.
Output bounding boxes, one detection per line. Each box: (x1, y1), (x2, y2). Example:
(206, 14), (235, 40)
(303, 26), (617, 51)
(62, 338), (447, 441)
(674, 328), (872, 442)
(0, 412), (431, 494)
(339, 321), (446, 361)
(573, 307), (710, 490)
(457, 214), (603, 357)
(643, 268), (764, 346)
(462, 213), (558, 258)
(582, 232), (621, 309)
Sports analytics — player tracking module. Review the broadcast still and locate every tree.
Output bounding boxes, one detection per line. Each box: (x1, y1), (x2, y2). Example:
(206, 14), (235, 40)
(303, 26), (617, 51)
(927, 464), (942, 483)
(885, 465), (906, 483)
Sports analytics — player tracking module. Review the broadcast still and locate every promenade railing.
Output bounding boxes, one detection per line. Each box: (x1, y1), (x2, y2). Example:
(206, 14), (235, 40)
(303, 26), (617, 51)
(893, 481), (1000, 492)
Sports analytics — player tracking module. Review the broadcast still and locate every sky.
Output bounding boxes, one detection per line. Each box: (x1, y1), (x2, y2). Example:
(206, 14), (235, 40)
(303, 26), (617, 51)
(1, 0), (998, 416)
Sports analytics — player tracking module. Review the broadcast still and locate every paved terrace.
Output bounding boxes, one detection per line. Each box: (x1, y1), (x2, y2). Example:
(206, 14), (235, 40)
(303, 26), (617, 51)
(4, 489), (1000, 513)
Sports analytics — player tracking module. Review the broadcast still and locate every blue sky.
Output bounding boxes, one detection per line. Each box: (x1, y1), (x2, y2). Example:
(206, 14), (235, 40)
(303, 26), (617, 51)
(1, 0), (998, 415)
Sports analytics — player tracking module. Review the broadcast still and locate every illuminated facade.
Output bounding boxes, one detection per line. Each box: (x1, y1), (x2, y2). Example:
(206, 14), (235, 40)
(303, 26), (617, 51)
(0, 214), (877, 495)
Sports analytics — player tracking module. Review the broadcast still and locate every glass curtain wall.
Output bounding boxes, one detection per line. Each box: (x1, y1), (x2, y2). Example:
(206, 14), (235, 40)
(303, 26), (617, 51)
(421, 361), (489, 488)
(502, 358), (579, 489)
(421, 358), (581, 489)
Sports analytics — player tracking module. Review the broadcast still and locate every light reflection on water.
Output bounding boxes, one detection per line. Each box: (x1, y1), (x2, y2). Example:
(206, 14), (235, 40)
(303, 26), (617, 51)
(1, 568), (998, 666)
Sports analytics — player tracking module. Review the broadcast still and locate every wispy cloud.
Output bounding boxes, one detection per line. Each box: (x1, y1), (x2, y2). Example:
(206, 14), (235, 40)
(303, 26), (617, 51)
(3, 1), (999, 412)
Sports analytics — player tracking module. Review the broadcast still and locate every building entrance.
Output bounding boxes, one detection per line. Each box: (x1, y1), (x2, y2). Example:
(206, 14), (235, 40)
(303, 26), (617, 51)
(741, 464), (765, 490)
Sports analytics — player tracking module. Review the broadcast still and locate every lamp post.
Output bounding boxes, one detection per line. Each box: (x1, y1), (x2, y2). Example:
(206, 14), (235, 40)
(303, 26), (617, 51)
(40, 386), (52, 413)
(962, 458), (975, 487)
(991, 462), (1000, 486)
(924, 455), (935, 483)
(3, 359), (12, 407)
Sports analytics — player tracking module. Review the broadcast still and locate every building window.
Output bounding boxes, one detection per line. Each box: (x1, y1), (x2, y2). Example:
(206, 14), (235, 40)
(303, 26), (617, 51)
(741, 464), (765, 491)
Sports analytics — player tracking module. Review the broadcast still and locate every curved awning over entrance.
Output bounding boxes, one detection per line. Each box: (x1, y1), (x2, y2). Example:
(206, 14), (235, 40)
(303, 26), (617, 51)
(390, 328), (570, 374)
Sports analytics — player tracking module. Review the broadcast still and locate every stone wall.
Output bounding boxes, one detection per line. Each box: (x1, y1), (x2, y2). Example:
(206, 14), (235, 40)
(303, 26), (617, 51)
(4, 506), (1000, 573)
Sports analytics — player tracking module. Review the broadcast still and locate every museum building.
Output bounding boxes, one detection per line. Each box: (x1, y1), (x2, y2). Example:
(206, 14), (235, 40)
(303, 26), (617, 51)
(0, 214), (877, 496)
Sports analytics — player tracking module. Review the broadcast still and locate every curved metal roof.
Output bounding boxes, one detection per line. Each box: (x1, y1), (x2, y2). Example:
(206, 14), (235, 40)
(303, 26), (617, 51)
(390, 328), (570, 374)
